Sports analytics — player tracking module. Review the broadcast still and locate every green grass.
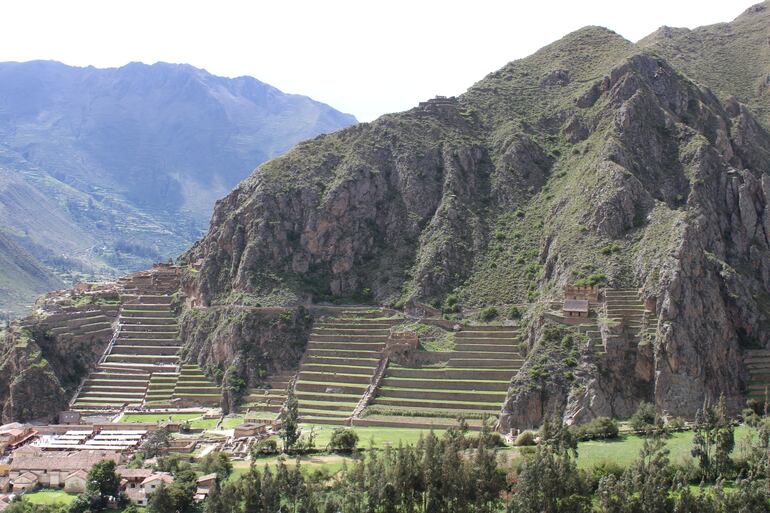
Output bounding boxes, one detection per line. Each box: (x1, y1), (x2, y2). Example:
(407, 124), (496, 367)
(118, 413), (203, 423)
(300, 423), (447, 449)
(23, 489), (78, 505)
(575, 426), (751, 469)
(245, 411), (278, 421)
(221, 415), (246, 429)
(233, 454), (355, 480)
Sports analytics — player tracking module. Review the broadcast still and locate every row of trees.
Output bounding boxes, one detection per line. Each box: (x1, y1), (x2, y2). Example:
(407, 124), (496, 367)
(207, 424), (504, 513)
(203, 404), (770, 513)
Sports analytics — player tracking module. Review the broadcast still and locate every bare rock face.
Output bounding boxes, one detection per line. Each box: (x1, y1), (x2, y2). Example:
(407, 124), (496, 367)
(177, 306), (312, 411)
(0, 330), (67, 422)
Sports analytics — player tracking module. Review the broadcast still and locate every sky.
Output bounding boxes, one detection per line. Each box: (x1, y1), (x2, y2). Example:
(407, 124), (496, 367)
(0, 1), (759, 121)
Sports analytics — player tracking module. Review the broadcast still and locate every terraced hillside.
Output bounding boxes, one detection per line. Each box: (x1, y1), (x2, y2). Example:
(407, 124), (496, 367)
(71, 266), (219, 411)
(745, 349), (770, 403)
(294, 309), (399, 425)
(242, 371), (295, 418)
(358, 325), (523, 430)
(604, 288), (650, 349)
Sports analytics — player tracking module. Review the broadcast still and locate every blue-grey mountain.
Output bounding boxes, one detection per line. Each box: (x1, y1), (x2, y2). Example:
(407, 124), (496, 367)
(0, 60), (356, 314)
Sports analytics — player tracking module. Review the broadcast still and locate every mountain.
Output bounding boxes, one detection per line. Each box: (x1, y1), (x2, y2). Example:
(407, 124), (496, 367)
(640, 3), (770, 126)
(180, 6), (770, 424)
(0, 232), (62, 317)
(3, 3), (769, 427)
(0, 60), (356, 314)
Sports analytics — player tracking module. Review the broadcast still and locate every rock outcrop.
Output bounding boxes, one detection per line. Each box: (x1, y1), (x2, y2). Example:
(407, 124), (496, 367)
(177, 306), (313, 410)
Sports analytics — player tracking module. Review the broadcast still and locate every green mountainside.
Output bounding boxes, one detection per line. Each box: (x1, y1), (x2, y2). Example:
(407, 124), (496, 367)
(182, 4), (770, 423)
(0, 232), (62, 316)
(640, 2), (770, 125)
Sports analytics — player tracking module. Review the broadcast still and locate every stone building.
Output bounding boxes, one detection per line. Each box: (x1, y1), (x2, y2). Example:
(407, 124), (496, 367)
(9, 448), (120, 491)
(562, 299), (590, 318)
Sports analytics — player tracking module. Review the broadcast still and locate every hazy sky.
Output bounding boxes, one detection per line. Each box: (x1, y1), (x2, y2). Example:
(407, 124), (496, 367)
(0, 1), (758, 121)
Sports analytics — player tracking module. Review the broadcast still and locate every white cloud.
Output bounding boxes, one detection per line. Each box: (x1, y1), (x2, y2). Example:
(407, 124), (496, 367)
(0, 0), (757, 121)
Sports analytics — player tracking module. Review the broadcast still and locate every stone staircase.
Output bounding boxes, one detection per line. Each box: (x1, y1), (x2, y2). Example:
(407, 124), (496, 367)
(604, 288), (647, 349)
(242, 371), (295, 416)
(576, 324), (606, 356)
(745, 349), (770, 403)
(101, 295), (180, 371)
(294, 308), (398, 425)
(357, 325), (523, 430)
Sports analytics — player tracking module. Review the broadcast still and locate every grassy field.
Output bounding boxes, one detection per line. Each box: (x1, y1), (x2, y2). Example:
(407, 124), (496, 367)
(22, 489), (77, 505)
(232, 454), (355, 480)
(300, 423), (446, 449)
(117, 413), (245, 431)
(219, 424), (757, 481)
(574, 426), (751, 469)
(118, 413), (204, 423)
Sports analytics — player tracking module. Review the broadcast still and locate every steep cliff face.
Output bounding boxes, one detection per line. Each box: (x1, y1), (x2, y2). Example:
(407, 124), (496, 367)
(0, 328), (68, 422)
(177, 306), (312, 410)
(182, 15), (770, 426)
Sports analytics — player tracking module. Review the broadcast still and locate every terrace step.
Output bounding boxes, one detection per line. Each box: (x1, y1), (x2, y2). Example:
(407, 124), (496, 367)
(298, 416), (349, 426)
(121, 295), (173, 304)
(105, 353), (179, 364)
(372, 397), (504, 411)
(305, 349), (382, 358)
(111, 345), (181, 355)
(454, 343), (519, 352)
(455, 330), (519, 339)
(380, 378), (509, 392)
(306, 341), (386, 351)
(448, 359), (523, 369)
(119, 331), (177, 339)
(378, 388), (506, 403)
(296, 382), (368, 395)
(121, 318), (178, 326)
(303, 356), (379, 367)
(387, 367), (515, 380)
(120, 310), (175, 319)
(309, 334), (389, 342)
(312, 328), (391, 336)
(299, 363), (376, 375)
(352, 416), (480, 431)
(298, 371), (372, 385)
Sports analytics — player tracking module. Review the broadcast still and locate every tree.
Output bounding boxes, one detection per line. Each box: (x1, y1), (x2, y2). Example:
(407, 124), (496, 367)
(329, 428), (359, 453)
(241, 466), (263, 513)
(280, 387), (300, 452)
(200, 452), (233, 481)
(141, 427), (171, 458)
(509, 418), (588, 513)
(87, 460), (121, 499)
(147, 483), (176, 513)
(597, 436), (672, 513)
(629, 402), (658, 433)
(691, 395), (735, 481)
(69, 459), (122, 513)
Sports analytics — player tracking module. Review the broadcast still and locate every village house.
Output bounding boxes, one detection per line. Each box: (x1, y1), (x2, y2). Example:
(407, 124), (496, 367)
(0, 424), (37, 453)
(63, 470), (88, 493)
(118, 468), (172, 506)
(123, 473), (174, 506)
(233, 422), (269, 438)
(562, 299), (590, 319)
(9, 448), (120, 493)
(195, 473), (217, 502)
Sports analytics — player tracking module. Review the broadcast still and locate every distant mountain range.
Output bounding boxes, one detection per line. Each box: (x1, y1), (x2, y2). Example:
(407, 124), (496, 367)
(0, 60), (356, 314)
